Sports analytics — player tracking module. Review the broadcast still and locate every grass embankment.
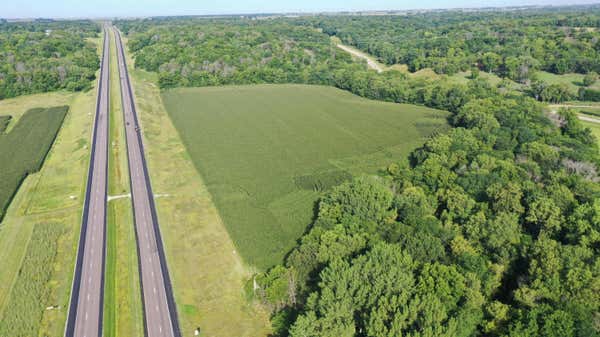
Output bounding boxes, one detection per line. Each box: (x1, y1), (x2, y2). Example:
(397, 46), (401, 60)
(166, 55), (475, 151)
(0, 51), (97, 336)
(121, 34), (271, 336)
(162, 84), (449, 269)
(0, 106), (68, 221)
(103, 29), (144, 337)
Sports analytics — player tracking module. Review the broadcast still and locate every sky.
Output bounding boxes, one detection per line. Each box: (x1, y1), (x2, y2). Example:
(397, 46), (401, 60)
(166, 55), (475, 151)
(2, 0), (599, 19)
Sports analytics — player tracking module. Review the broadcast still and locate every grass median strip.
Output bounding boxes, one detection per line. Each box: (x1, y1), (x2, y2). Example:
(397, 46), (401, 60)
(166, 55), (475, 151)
(103, 30), (144, 337)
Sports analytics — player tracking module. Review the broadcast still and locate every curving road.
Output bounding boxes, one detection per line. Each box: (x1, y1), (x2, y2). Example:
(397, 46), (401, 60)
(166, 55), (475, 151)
(113, 27), (181, 337)
(65, 26), (109, 337)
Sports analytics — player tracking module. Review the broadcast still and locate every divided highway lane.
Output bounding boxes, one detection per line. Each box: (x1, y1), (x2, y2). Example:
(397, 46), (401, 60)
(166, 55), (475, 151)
(113, 27), (181, 337)
(65, 27), (109, 337)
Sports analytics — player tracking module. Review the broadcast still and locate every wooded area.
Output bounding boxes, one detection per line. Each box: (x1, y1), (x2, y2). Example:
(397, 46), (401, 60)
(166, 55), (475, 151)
(0, 20), (99, 99)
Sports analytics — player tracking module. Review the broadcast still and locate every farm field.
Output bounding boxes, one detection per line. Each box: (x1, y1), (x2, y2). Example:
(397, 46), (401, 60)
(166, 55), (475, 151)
(0, 106), (68, 220)
(162, 84), (450, 269)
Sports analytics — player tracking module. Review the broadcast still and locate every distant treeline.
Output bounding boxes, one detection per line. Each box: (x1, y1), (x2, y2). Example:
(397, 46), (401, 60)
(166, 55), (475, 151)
(0, 20), (100, 99)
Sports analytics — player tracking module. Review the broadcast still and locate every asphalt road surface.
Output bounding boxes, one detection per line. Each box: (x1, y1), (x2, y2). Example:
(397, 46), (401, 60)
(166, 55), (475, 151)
(65, 27), (109, 337)
(113, 27), (181, 337)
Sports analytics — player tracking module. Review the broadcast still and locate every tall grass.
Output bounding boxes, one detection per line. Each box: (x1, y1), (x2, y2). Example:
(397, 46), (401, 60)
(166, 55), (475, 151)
(0, 223), (64, 336)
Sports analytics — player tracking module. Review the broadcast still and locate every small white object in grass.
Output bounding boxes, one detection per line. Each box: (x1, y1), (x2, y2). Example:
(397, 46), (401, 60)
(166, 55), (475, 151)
(194, 329), (200, 336)
(233, 250), (236, 254)
(69, 195), (76, 200)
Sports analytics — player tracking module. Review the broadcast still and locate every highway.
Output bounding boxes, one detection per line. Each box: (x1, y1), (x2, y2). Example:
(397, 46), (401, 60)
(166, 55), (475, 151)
(113, 26), (181, 337)
(64, 26), (109, 337)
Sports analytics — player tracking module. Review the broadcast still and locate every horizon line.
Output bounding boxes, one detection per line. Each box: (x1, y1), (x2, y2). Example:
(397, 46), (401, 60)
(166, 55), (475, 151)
(2, 2), (600, 20)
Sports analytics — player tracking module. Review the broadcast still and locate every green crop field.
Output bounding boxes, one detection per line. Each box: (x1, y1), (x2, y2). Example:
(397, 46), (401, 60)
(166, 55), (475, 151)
(162, 84), (450, 269)
(0, 106), (68, 220)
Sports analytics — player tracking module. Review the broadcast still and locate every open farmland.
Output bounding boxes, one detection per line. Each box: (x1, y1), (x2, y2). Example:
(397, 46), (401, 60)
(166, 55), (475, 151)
(162, 84), (449, 268)
(0, 106), (68, 220)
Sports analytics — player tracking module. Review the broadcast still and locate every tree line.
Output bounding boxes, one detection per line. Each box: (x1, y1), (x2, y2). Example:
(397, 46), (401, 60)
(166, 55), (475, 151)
(0, 20), (100, 99)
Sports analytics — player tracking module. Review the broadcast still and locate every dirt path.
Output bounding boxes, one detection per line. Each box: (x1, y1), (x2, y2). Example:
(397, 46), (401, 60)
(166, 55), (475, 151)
(336, 44), (384, 73)
(548, 104), (600, 124)
(578, 115), (600, 124)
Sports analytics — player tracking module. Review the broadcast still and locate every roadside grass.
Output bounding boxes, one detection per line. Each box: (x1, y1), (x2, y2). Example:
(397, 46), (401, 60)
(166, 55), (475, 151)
(121, 35), (272, 336)
(0, 106), (68, 220)
(0, 223), (64, 336)
(0, 42), (98, 336)
(161, 84), (450, 269)
(103, 30), (144, 337)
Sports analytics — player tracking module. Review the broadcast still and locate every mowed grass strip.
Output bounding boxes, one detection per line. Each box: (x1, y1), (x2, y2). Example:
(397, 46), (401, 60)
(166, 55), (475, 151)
(162, 84), (449, 269)
(0, 223), (64, 337)
(0, 106), (68, 220)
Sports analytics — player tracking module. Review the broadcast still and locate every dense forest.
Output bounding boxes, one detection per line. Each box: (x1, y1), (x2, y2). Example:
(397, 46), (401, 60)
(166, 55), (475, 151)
(117, 10), (600, 337)
(116, 18), (362, 88)
(299, 8), (600, 81)
(0, 20), (100, 99)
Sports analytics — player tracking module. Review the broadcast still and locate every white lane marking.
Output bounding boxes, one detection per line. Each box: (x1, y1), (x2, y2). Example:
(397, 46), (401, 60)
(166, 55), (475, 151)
(87, 293), (90, 301)
(88, 276), (92, 284)
(159, 325), (162, 333)
(85, 312), (88, 321)
(153, 287), (156, 294)
(155, 305), (159, 312)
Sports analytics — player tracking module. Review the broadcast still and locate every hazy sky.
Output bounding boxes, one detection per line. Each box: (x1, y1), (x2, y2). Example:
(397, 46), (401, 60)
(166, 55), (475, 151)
(3, 0), (599, 18)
